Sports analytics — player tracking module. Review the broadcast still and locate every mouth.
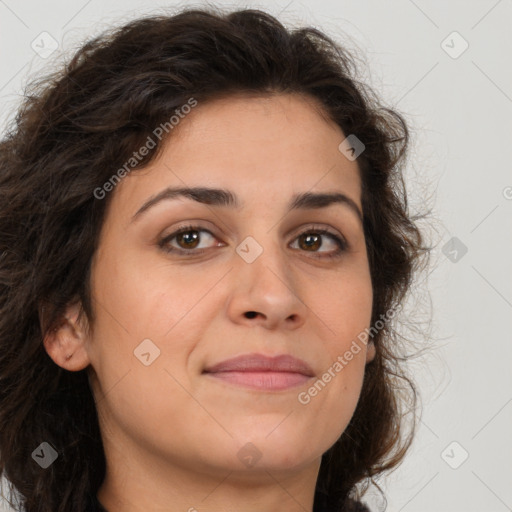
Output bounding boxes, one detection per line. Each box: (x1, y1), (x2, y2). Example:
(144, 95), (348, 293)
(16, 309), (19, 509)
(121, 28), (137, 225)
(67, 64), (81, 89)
(202, 353), (315, 391)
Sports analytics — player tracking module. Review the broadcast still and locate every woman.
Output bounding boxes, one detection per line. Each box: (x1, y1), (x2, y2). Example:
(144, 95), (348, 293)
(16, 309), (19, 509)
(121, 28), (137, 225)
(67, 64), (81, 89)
(0, 6), (429, 512)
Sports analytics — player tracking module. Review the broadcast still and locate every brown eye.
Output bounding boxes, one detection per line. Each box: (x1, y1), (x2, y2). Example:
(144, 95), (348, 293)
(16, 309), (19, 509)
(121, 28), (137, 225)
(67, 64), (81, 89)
(176, 230), (200, 249)
(159, 225), (219, 254)
(298, 233), (322, 251)
(291, 227), (348, 259)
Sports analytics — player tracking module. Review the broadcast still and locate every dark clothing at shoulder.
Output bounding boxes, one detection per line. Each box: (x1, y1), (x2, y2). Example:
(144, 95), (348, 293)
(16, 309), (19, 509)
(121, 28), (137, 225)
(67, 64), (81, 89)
(314, 490), (372, 512)
(317, 497), (371, 512)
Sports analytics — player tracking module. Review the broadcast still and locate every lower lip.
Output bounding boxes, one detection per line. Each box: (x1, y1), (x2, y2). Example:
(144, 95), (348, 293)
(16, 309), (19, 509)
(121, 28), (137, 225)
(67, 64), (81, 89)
(204, 371), (312, 391)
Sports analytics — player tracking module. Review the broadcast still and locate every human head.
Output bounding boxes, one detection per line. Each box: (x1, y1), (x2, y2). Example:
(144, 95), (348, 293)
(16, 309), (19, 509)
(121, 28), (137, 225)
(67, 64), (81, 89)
(0, 7), (428, 512)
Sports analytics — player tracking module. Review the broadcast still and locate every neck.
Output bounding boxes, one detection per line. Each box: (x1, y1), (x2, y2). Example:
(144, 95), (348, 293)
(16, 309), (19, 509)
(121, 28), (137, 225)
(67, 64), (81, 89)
(97, 431), (321, 512)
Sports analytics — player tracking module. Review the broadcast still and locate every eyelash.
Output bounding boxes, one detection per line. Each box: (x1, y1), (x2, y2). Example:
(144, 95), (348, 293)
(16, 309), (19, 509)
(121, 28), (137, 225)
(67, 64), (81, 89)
(158, 223), (348, 260)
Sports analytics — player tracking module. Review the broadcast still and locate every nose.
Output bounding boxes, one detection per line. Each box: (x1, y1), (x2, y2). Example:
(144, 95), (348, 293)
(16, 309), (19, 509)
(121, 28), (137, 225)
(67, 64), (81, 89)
(226, 238), (307, 330)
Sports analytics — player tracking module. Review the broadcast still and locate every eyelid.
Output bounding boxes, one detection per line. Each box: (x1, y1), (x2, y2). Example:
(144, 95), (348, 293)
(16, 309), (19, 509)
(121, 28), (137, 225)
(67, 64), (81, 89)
(289, 223), (347, 244)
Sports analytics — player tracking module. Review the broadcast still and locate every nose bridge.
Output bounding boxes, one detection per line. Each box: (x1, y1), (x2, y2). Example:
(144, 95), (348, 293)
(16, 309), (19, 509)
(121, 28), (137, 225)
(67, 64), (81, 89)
(234, 227), (299, 305)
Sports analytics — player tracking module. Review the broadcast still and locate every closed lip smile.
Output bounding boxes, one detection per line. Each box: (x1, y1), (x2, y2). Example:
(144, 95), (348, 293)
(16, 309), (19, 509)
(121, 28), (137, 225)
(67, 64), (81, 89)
(202, 353), (315, 391)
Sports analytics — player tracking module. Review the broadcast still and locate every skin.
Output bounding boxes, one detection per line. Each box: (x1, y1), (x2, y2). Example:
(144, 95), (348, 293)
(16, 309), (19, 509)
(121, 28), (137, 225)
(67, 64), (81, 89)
(44, 92), (375, 512)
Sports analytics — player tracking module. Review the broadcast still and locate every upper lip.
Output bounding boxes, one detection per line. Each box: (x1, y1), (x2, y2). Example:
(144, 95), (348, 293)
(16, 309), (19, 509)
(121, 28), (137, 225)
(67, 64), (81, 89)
(203, 353), (315, 377)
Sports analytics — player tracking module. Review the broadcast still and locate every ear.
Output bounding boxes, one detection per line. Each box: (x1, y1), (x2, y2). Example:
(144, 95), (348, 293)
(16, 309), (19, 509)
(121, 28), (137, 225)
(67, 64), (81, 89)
(366, 340), (376, 363)
(42, 301), (91, 371)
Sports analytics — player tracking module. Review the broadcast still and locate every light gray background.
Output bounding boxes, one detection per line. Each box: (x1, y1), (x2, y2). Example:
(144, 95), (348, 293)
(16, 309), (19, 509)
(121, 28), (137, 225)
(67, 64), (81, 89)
(1, 1), (511, 511)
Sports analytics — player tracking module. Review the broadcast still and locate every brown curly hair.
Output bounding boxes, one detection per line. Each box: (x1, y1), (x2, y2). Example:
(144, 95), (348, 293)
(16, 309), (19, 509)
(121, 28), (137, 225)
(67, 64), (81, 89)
(0, 6), (431, 512)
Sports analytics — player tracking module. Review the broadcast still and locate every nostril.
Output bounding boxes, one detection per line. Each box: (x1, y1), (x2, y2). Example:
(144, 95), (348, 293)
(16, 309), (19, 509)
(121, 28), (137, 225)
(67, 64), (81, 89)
(245, 311), (258, 319)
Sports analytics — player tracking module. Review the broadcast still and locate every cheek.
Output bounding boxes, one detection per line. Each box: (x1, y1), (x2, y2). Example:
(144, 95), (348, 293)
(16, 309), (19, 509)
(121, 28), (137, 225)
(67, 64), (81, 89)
(87, 250), (198, 447)
(91, 244), (197, 341)
(85, 248), (171, 393)
(312, 262), (373, 351)
(289, 264), (371, 430)
(87, 244), (216, 397)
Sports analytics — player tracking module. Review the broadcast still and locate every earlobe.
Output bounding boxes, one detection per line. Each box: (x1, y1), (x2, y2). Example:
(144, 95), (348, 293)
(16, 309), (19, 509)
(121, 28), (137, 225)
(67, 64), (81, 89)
(42, 301), (91, 372)
(366, 341), (376, 363)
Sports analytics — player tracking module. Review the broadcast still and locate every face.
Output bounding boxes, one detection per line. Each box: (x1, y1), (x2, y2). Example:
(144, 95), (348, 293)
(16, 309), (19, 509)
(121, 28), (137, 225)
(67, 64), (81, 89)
(46, 93), (374, 481)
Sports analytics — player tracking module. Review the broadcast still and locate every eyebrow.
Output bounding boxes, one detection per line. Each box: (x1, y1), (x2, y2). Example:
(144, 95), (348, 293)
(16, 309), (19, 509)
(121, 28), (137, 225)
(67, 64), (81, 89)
(130, 186), (363, 224)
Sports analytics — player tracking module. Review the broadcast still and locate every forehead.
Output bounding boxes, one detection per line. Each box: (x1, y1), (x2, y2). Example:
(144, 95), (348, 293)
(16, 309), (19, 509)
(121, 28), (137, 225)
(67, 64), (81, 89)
(110, 93), (362, 218)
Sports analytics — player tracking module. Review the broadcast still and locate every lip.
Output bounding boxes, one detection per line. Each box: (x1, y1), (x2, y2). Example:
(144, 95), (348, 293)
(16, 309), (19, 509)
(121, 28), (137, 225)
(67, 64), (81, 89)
(203, 353), (315, 391)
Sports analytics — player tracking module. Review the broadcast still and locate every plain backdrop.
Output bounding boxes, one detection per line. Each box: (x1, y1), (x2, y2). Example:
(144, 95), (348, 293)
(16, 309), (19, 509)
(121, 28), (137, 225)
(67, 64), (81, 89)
(1, 1), (511, 511)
